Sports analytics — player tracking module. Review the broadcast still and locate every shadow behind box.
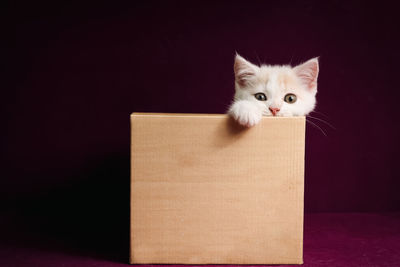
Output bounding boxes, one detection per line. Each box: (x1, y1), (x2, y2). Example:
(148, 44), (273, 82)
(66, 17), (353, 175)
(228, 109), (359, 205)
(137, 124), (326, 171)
(130, 113), (305, 264)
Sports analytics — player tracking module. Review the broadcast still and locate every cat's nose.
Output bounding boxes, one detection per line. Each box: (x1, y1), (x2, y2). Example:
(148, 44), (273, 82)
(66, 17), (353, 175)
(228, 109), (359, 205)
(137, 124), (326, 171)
(269, 107), (280, 116)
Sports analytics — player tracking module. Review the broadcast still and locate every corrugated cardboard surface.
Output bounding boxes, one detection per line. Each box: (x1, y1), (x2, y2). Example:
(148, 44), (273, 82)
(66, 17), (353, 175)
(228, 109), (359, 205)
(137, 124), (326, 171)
(130, 113), (305, 264)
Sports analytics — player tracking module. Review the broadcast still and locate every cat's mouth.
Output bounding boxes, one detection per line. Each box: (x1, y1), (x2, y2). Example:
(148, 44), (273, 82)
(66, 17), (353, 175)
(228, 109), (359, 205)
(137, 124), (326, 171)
(263, 113), (281, 117)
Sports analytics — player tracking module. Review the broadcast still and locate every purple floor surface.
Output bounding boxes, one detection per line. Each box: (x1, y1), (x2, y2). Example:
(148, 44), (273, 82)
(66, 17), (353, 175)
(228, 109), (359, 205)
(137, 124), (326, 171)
(1, 213), (399, 267)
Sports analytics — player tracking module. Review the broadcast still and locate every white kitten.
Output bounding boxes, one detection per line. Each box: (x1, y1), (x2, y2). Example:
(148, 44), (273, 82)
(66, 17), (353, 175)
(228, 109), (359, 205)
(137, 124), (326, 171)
(228, 54), (319, 127)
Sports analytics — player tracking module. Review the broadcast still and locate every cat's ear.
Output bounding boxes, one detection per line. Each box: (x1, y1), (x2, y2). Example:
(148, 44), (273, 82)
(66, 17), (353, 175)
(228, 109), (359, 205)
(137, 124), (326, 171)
(294, 57), (319, 92)
(234, 54), (258, 87)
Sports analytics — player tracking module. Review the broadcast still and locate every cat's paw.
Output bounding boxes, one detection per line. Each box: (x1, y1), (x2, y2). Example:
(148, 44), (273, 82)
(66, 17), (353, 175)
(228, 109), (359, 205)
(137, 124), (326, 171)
(229, 101), (262, 127)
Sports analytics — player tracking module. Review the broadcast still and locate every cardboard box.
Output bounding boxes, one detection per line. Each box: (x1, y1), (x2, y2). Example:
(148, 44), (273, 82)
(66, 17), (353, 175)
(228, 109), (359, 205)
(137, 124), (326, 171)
(130, 113), (305, 264)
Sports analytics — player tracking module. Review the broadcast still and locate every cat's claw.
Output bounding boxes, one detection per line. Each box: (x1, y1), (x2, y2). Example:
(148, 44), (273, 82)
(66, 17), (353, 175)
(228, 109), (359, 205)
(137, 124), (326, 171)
(229, 101), (262, 127)
(237, 112), (261, 127)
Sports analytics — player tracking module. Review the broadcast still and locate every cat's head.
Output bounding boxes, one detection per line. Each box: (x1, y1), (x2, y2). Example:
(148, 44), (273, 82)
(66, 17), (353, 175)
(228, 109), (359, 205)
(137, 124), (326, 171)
(233, 54), (319, 117)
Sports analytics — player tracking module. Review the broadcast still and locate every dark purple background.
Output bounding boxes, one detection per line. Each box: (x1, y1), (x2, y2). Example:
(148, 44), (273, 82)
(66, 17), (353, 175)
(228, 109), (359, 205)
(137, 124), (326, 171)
(3, 0), (400, 264)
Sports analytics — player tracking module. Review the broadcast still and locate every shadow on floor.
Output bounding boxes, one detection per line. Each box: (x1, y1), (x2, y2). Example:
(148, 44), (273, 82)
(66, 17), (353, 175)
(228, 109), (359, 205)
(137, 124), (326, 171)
(5, 153), (130, 263)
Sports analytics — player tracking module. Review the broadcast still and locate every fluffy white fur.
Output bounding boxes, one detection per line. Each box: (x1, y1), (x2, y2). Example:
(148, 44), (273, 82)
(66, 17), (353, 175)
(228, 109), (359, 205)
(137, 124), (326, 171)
(228, 54), (319, 127)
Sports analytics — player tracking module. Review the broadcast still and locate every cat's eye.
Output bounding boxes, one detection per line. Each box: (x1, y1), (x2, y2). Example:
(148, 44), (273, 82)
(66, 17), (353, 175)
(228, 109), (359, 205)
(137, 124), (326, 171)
(254, 93), (267, 101)
(284, 94), (297, 104)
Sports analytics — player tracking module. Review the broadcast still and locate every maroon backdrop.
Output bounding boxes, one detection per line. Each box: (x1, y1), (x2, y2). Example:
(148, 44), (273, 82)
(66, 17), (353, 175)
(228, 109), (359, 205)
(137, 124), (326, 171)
(3, 0), (400, 262)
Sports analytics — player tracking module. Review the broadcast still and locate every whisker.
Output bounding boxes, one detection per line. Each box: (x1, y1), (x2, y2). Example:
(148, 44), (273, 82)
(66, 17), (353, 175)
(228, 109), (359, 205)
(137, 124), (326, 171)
(289, 52), (294, 65)
(310, 110), (329, 118)
(254, 50), (262, 66)
(307, 115), (336, 130)
(306, 119), (327, 137)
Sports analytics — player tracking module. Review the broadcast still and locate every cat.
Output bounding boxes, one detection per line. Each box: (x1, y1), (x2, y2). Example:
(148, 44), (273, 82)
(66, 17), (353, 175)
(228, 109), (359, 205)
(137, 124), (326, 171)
(228, 54), (319, 127)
